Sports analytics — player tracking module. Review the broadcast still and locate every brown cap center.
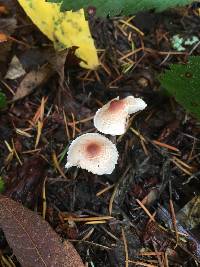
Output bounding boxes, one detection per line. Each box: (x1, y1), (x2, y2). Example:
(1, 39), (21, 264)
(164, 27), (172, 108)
(108, 99), (125, 113)
(86, 142), (101, 158)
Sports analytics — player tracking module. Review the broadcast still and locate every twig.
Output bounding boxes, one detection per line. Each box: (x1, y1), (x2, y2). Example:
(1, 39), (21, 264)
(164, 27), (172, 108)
(63, 109), (70, 140)
(96, 184), (115, 196)
(109, 165), (131, 215)
(136, 199), (155, 222)
(164, 252), (169, 267)
(152, 140), (180, 152)
(69, 240), (111, 250)
(63, 216), (113, 222)
(71, 112), (76, 139)
(42, 177), (47, 219)
(128, 260), (157, 267)
(119, 19), (144, 36)
(82, 227), (94, 241)
(171, 159), (192, 176)
(122, 228), (129, 267)
(152, 241), (163, 267)
(100, 226), (119, 241)
(52, 151), (68, 180)
(169, 181), (179, 247)
(119, 47), (143, 60)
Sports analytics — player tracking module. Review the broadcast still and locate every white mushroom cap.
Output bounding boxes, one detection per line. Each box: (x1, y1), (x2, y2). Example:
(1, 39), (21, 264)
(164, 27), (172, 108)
(94, 96), (147, 135)
(65, 133), (118, 175)
(124, 96), (147, 114)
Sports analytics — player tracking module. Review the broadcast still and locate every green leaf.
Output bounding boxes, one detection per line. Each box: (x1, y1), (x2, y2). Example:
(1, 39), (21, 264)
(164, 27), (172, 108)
(0, 177), (5, 193)
(47, 0), (192, 17)
(159, 56), (200, 120)
(0, 92), (7, 109)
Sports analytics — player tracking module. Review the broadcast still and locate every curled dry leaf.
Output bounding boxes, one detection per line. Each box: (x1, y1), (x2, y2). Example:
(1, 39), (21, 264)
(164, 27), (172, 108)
(12, 64), (53, 102)
(5, 55), (26, 80)
(0, 195), (84, 267)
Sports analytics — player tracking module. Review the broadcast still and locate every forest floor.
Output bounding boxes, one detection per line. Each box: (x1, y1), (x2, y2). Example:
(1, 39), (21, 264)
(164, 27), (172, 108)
(0, 2), (200, 266)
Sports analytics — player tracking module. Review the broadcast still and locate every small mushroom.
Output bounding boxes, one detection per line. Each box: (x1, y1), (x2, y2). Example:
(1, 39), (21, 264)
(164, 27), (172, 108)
(94, 96), (147, 135)
(65, 133), (118, 175)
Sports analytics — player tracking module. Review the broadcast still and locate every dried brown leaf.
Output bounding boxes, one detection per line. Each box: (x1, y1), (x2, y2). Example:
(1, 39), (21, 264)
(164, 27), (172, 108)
(0, 195), (84, 267)
(12, 64), (53, 102)
(4, 155), (47, 207)
(5, 55), (26, 80)
(47, 50), (68, 85)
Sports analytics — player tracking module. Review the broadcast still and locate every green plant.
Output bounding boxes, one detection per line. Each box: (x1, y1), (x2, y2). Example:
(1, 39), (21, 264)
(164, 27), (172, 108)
(0, 177), (5, 193)
(47, 0), (193, 17)
(0, 92), (7, 109)
(159, 56), (200, 120)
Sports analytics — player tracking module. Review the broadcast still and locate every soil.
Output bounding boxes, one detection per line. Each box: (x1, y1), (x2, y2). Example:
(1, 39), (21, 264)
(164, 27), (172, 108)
(0, 2), (200, 267)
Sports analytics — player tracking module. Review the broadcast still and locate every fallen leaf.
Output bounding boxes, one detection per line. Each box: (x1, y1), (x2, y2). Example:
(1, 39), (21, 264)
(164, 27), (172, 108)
(0, 32), (8, 42)
(176, 196), (200, 230)
(17, 0), (99, 69)
(4, 156), (47, 207)
(159, 56), (200, 120)
(5, 55), (26, 79)
(12, 64), (53, 101)
(49, 0), (193, 17)
(0, 195), (84, 267)
(0, 5), (8, 14)
(48, 50), (69, 85)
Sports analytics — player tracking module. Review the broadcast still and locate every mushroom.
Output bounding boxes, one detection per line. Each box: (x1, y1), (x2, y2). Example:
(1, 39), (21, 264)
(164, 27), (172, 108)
(65, 133), (118, 175)
(94, 96), (147, 135)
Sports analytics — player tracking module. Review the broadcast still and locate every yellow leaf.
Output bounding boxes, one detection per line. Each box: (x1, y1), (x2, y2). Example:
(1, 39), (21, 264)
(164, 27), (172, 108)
(17, 0), (99, 69)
